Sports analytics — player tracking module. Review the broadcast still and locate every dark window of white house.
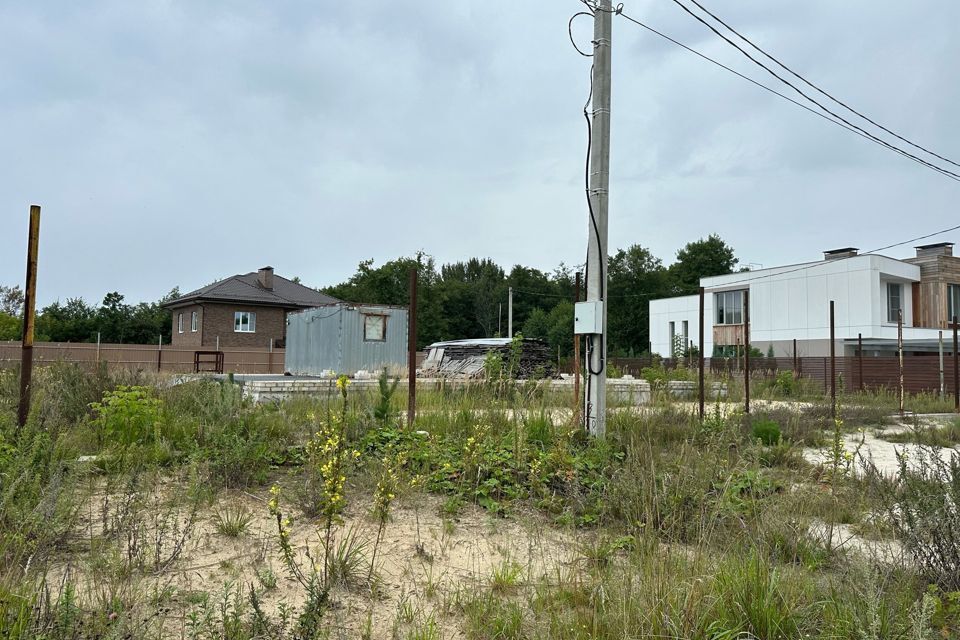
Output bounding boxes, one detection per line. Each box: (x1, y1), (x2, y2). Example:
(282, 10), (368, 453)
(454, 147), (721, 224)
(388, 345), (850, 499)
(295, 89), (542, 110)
(715, 290), (744, 325)
(682, 320), (689, 345)
(668, 321), (675, 356)
(363, 314), (386, 341)
(234, 311), (256, 333)
(886, 283), (902, 323)
(948, 284), (960, 323)
(191, 311), (198, 332)
(178, 313), (183, 333)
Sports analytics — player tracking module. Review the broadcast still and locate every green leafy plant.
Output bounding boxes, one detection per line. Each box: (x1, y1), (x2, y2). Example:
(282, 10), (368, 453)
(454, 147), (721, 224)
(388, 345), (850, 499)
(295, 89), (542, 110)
(90, 386), (161, 446)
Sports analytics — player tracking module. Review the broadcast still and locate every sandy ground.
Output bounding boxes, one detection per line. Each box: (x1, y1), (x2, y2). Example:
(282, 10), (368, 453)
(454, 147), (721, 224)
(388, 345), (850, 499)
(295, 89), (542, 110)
(802, 415), (959, 477)
(48, 479), (578, 639)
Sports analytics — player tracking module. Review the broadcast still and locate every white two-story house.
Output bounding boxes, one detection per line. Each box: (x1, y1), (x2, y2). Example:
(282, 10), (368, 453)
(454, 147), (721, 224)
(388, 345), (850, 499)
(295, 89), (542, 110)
(649, 243), (960, 358)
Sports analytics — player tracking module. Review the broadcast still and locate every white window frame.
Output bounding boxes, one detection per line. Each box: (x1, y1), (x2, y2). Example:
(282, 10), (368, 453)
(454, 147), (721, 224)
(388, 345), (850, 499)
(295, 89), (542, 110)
(178, 313), (183, 333)
(363, 314), (387, 342)
(191, 311), (198, 332)
(886, 282), (902, 324)
(715, 290), (744, 325)
(948, 284), (960, 324)
(234, 311), (256, 333)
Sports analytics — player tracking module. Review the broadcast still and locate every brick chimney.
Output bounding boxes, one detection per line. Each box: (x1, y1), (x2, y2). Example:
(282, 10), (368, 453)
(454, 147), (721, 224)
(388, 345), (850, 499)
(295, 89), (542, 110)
(258, 266), (274, 290)
(823, 247), (859, 261)
(914, 242), (954, 258)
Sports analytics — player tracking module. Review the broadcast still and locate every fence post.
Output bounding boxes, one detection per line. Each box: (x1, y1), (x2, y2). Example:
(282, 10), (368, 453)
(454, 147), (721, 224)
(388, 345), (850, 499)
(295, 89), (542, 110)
(17, 205), (41, 429)
(574, 272), (582, 420)
(858, 333), (863, 392)
(898, 309), (904, 417)
(792, 338), (797, 377)
(743, 290), (750, 415)
(939, 331), (945, 401)
(698, 286), (705, 421)
(157, 335), (162, 373)
(953, 316), (958, 413)
(830, 301), (836, 420)
(407, 267), (418, 427)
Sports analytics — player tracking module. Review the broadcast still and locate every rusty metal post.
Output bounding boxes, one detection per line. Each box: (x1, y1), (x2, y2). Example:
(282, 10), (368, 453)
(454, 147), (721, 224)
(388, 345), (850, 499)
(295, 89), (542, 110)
(858, 333), (863, 392)
(269, 338), (274, 374)
(953, 316), (958, 413)
(698, 286), (705, 421)
(898, 309), (904, 417)
(743, 290), (750, 415)
(157, 335), (162, 372)
(573, 272), (582, 418)
(17, 205), (41, 428)
(829, 301), (836, 419)
(407, 267), (418, 427)
(792, 338), (797, 376)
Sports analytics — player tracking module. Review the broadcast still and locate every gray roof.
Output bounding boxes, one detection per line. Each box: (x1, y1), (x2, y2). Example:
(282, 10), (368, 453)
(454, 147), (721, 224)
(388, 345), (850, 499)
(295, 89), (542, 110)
(164, 272), (339, 309)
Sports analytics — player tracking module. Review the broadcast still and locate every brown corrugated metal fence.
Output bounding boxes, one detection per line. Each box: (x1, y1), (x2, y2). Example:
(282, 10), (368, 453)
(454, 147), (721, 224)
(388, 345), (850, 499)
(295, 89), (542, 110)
(0, 341), (285, 374)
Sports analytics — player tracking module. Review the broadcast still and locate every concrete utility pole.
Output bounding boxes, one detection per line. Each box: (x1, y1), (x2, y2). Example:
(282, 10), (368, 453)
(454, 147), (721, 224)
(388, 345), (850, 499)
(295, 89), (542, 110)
(581, 0), (612, 438)
(507, 287), (513, 338)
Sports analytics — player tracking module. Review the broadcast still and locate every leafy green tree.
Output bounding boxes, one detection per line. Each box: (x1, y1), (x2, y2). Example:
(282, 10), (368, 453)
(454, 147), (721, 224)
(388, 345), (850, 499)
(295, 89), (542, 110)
(0, 285), (23, 316)
(36, 298), (97, 342)
(324, 252), (446, 348)
(438, 258), (506, 338)
(669, 234), (738, 295)
(0, 312), (19, 341)
(522, 301), (574, 357)
(607, 244), (670, 356)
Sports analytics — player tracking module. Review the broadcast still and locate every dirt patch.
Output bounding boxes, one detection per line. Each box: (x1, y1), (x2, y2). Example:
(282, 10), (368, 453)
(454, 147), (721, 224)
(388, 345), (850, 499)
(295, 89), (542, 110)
(47, 478), (578, 638)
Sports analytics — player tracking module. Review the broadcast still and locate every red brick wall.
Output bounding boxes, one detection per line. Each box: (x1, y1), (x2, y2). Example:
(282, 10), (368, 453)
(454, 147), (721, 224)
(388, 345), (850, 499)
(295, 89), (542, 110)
(199, 303), (287, 348)
(170, 304), (204, 347)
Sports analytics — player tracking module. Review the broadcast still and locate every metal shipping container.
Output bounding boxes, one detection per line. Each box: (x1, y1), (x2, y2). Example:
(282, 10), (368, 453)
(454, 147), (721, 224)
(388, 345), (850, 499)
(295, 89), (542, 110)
(284, 303), (409, 376)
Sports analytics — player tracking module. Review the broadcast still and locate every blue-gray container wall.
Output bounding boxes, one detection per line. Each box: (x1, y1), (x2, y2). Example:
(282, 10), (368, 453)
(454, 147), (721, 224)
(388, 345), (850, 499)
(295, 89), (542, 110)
(284, 305), (409, 376)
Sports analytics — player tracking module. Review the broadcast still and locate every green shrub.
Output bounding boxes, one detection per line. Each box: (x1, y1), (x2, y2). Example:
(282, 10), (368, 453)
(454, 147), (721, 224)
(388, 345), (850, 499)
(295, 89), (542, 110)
(751, 419), (782, 445)
(90, 385), (161, 446)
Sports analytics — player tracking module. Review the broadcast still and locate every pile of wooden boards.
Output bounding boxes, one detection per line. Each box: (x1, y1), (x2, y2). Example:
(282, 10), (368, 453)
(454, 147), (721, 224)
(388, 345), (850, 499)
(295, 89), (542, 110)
(420, 338), (556, 379)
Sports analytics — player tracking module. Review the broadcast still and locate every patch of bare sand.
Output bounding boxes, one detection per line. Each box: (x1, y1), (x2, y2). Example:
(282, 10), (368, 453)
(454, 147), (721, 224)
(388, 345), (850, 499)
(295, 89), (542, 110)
(49, 479), (578, 639)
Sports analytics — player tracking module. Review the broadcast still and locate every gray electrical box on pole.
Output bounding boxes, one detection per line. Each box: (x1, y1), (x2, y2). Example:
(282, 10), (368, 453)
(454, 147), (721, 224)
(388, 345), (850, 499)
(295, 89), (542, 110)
(583, 0), (612, 438)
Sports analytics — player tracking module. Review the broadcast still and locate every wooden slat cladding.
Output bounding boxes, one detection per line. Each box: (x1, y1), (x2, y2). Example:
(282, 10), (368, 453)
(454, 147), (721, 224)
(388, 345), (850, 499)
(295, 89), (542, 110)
(906, 254), (960, 329)
(713, 324), (745, 347)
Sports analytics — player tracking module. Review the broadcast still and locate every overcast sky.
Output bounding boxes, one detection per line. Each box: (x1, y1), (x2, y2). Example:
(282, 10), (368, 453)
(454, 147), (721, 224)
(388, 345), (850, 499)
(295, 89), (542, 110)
(2, 0), (958, 306)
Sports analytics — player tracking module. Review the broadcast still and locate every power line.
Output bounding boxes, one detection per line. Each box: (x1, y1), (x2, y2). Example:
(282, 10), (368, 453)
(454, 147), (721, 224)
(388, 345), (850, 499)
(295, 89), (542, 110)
(611, 5), (960, 182)
(696, 222), (960, 289)
(683, 0), (960, 170)
(660, 0), (960, 182)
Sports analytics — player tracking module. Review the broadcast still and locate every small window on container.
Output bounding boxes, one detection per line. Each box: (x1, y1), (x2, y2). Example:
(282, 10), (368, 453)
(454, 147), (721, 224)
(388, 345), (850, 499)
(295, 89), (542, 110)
(363, 314), (387, 341)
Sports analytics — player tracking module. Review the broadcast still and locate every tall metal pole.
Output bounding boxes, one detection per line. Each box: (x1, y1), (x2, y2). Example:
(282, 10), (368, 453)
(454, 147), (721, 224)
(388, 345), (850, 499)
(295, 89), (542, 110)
(573, 272), (582, 419)
(898, 308), (904, 417)
(698, 286), (705, 421)
(508, 287), (513, 338)
(584, 0), (611, 438)
(407, 268), (418, 426)
(17, 205), (41, 428)
(939, 331), (945, 401)
(829, 301), (836, 419)
(743, 290), (750, 415)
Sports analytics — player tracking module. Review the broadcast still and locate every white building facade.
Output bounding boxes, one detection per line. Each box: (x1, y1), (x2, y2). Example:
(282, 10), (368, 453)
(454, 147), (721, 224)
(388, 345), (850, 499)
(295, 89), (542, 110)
(649, 244), (959, 358)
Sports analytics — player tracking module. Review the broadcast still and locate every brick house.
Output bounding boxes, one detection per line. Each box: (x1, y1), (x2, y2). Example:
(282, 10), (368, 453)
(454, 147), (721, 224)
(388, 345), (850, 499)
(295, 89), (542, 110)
(163, 267), (338, 349)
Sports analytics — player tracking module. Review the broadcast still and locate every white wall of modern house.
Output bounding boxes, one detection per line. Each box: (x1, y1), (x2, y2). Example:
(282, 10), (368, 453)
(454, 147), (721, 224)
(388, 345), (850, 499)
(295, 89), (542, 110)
(648, 253), (942, 357)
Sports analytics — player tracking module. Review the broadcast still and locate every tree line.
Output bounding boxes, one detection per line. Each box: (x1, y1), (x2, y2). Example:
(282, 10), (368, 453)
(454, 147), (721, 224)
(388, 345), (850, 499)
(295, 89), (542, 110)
(0, 234), (738, 355)
(323, 234), (738, 355)
(0, 285), (179, 345)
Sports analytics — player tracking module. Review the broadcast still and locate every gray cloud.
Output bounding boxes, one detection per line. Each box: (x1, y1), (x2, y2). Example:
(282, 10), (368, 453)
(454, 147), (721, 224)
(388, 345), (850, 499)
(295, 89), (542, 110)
(1, 0), (958, 307)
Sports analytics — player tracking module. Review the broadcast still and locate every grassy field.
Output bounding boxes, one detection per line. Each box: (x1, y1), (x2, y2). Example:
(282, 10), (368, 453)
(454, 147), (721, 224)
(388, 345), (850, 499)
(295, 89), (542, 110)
(0, 364), (959, 639)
